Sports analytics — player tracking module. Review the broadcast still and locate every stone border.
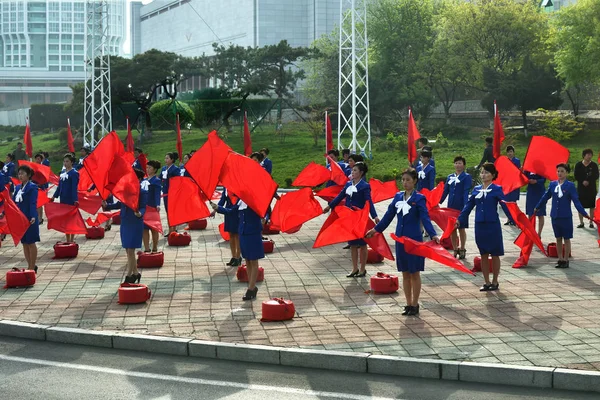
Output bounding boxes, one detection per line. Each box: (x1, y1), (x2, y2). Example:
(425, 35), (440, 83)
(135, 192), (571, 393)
(1, 319), (599, 393)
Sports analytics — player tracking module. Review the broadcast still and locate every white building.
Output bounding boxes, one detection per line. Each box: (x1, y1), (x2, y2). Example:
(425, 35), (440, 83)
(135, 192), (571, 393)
(0, 0), (126, 107)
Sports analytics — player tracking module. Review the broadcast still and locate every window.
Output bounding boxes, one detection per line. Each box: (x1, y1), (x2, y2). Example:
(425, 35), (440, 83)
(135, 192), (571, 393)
(61, 44), (72, 51)
(61, 2), (71, 12)
(74, 23), (84, 33)
(49, 44), (59, 51)
(49, 65), (59, 71)
(49, 55), (59, 61)
(61, 66), (72, 71)
(62, 23), (71, 32)
(49, 23), (59, 32)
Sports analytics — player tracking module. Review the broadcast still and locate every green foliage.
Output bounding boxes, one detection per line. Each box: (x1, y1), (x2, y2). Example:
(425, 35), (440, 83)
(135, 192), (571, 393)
(535, 109), (585, 142)
(30, 104), (82, 131)
(148, 100), (195, 130)
(434, 132), (451, 148)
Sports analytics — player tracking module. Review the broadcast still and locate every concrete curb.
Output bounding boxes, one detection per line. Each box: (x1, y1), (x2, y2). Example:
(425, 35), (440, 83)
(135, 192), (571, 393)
(1, 319), (599, 393)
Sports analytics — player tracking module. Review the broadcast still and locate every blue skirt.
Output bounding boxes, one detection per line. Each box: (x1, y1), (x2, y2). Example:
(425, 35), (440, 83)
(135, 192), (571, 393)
(475, 221), (504, 256)
(120, 213), (144, 249)
(551, 217), (573, 239)
(449, 205), (468, 229)
(240, 232), (264, 260)
(526, 194), (546, 217)
(21, 220), (40, 244)
(505, 189), (520, 202)
(224, 213), (239, 234)
(348, 238), (367, 247)
(395, 241), (424, 273)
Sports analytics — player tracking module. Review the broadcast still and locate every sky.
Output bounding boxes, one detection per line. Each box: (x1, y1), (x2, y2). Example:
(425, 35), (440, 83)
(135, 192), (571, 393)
(123, 0), (153, 55)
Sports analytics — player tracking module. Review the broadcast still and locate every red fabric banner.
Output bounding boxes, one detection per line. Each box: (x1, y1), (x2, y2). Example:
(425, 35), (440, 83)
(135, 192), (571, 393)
(83, 131), (123, 199)
(243, 112), (252, 156)
(364, 219), (394, 260)
(67, 118), (75, 153)
(428, 206), (460, 231)
(314, 185), (344, 202)
(0, 191), (31, 245)
(143, 205), (163, 233)
(512, 216), (536, 268)
(494, 156), (529, 195)
(186, 130), (231, 198)
(440, 215), (457, 240)
(167, 176), (210, 226)
(493, 102), (505, 160)
(137, 153), (148, 173)
(36, 188), (51, 209)
(391, 234), (474, 275)
(327, 155), (348, 186)
(85, 211), (118, 227)
(126, 117), (135, 153)
(503, 201), (546, 254)
(105, 153), (140, 211)
(77, 191), (103, 215)
(18, 160), (51, 185)
(420, 181), (445, 210)
(292, 162), (331, 187)
(325, 112), (333, 152)
(23, 120), (33, 159)
(270, 188), (322, 233)
(522, 136), (570, 181)
(407, 107), (421, 164)
(44, 202), (87, 234)
(313, 202), (370, 248)
(370, 178), (398, 204)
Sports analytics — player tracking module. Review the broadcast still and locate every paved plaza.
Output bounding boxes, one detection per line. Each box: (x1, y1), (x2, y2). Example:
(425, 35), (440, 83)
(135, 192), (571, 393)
(1, 195), (600, 372)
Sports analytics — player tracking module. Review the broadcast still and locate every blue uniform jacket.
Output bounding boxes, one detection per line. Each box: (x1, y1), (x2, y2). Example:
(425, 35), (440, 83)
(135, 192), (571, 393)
(75, 156), (87, 171)
(525, 171), (546, 215)
(535, 180), (588, 219)
(13, 181), (38, 221)
(375, 191), (437, 239)
(458, 184), (509, 226)
(144, 176), (162, 208)
(325, 161), (349, 187)
(217, 189), (236, 208)
(53, 168), (79, 204)
(262, 158), (273, 175)
(217, 202), (263, 235)
(132, 159), (141, 170)
(416, 163), (435, 191)
(161, 164), (181, 195)
(105, 184), (148, 219)
(440, 172), (472, 211)
(3, 161), (15, 178)
(178, 167), (192, 178)
(42, 159), (50, 167)
(329, 180), (377, 219)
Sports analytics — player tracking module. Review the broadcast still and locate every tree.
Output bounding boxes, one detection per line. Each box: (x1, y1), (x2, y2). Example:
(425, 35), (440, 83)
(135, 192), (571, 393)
(302, 32), (339, 109)
(550, 0), (600, 116)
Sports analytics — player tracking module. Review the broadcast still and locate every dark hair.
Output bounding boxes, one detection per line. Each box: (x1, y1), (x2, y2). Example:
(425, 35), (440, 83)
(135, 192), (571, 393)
(417, 138), (429, 146)
(482, 162), (498, 179)
(165, 152), (179, 162)
(17, 165), (34, 178)
(506, 145), (515, 153)
(134, 168), (145, 180)
(556, 163), (570, 173)
(348, 154), (363, 163)
(327, 149), (339, 158)
(63, 153), (76, 163)
(6, 153), (15, 161)
(147, 160), (161, 170)
(183, 153), (191, 160)
(34, 153), (43, 160)
(190, 150), (196, 155)
(81, 146), (91, 154)
(17, 142), (23, 146)
(342, 149), (350, 156)
(353, 161), (368, 176)
(134, 147), (143, 154)
(0, 161), (4, 169)
(421, 151), (432, 158)
(453, 156), (466, 165)
(250, 152), (264, 162)
(402, 168), (418, 182)
(582, 148), (593, 157)
(43, 151), (49, 158)
(260, 148), (270, 155)
(485, 137), (493, 144)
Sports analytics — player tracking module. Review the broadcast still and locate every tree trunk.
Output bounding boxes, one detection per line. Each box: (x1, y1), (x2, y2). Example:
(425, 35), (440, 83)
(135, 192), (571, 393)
(444, 103), (451, 125)
(565, 87), (580, 117)
(521, 108), (528, 137)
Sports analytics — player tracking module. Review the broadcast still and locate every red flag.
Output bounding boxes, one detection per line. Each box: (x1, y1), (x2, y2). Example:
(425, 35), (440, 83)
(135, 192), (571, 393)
(327, 156), (348, 186)
(106, 153), (140, 211)
(167, 177), (210, 226)
(176, 113), (183, 162)
(243, 111), (252, 156)
(0, 191), (31, 246)
(67, 118), (75, 153)
(503, 202), (546, 255)
(49, 172), (59, 187)
(391, 234), (474, 275)
(83, 131), (123, 200)
(219, 151), (278, 218)
(313, 202), (370, 248)
(76, 191), (103, 215)
(18, 160), (51, 185)
(407, 107), (421, 164)
(86, 211), (118, 227)
(493, 101), (505, 160)
(512, 215), (536, 268)
(218, 223), (230, 241)
(292, 162), (331, 187)
(270, 188), (322, 233)
(522, 136), (570, 181)
(364, 219), (394, 261)
(77, 168), (94, 192)
(314, 185), (344, 202)
(370, 179), (398, 204)
(126, 117), (135, 153)
(494, 156), (529, 195)
(137, 153), (148, 173)
(44, 202), (87, 234)
(594, 198), (600, 227)
(36, 189), (51, 209)
(428, 206), (460, 231)
(325, 111), (333, 152)
(23, 118), (32, 159)
(143, 205), (163, 233)
(186, 130), (232, 198)
(420, 181), (445, 210)
(440, 216), (458, 240)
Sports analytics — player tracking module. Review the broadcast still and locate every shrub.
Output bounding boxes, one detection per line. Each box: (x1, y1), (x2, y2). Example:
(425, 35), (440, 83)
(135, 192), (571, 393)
(434, 132), (451, 148)
(148, 100), (195, 130)
(535, 109), (585, 141)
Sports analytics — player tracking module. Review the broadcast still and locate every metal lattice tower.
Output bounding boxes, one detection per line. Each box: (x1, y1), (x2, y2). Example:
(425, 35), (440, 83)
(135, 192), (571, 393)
(84, 0), (113, 148)
(337, 0), (371, 157)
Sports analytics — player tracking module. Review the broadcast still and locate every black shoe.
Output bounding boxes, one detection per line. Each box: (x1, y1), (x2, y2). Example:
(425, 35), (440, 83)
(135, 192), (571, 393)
(356, 270), (367, 277)
(346, 270), (359, 278)
(577, 223), (584, 228)
(231, 258), (242, 267)
(134, 273), (141, 283)
(590, 223), (595, 229)
(458, 249), (467, 260)
(105, 225), (111, 231)
(124, 275), (134, 284)
(401, 305), (410, 315)
(33, 266), (38, 274)
(242, 287), (258, 301)
(407, 305), (420, 316)
(504, 221), (511, 226)
(480, 284), (491, 292)
(342, 245), (350, 249)
(226, 257), (235, 266)
(489, 283), (499, 291)
(556, 260), (569, 269)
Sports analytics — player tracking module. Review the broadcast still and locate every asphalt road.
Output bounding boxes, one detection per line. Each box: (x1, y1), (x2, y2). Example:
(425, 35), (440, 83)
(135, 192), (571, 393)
(0, 336), (596, 400)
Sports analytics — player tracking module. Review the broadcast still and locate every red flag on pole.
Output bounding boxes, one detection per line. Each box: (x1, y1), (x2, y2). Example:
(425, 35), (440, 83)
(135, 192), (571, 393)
(369, 178), (398, 204)
(522, 136), (570, 181)
(0, 190), (31, 246)
(407, 107), (421, 165)
(512, 215), (537, 268)
(143, 206), (163, 233)
(176, 113), (183, 162)
(186, 130), (231, 197)
(327, 155), (348, 186)
(126, 117), (134, 153)
(44, 202), (88, 234)
(493, 101), (505, 160)
(503, 202), (546, 254)
(313, 202), (371, 248)
(83, 131), (123, 200)
(23, 118), (33, 159)
(292, 162), (331, 187)
(494, 155), (529, 195)
(325, 111), (333, 152)
(314, 185), (344, 202)
(364, 219), (394, 261)
(167, 177), (210, 226)
(269, 188), (323, 233)
(67, 117), (75, 153)
(243, 111), (252, 156)
(420, 181), (445, 210)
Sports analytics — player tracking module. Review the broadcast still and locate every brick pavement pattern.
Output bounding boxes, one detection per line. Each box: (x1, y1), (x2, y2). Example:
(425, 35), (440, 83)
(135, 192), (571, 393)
(1, 196), (600, 371)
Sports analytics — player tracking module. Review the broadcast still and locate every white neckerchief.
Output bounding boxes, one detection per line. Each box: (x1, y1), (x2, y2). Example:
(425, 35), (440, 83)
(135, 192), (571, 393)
(161, 165), (172, 180)
(555, 182), (564, 198)
(395, 191), (413, 216)
(238, 200), (248, 210)
(448, 173), (461, 186)
(15, 182), (27, 203)
(418, 170), (426, 180)
(346, 181), (358, 197)
(2, 164), (8, 173)
(79, 158), (84, 165)
(475, 184), (492, 199)
(60, 170), (70, 181)
(180, 168), (186, 176)
(140, 180), (149, 191)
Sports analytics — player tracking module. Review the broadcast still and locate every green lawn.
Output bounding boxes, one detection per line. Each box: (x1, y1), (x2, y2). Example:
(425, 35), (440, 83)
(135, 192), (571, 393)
(1, 123), (598, 187)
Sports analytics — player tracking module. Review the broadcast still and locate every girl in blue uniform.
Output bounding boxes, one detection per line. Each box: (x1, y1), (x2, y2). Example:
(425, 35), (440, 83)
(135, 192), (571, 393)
(260, 148), (273, 175)
(75, 146), (91, 170)
(346, 154), (363, 179)
(104, 168), (148, 283)
(34, 153), (48, 224)
(132, 148), (143, 170)
(323, 162), (379, 277)
(52, 153), (79, 243)
(42, 152), (50, 167)
(179, 153), (192, 177)
(503, 146), (520, 225)
(457, 163), (508, 291)
(524, 170), (546, 236)
(416, 151), (435, 191)
(325, 149), (347, 187)
(535, 163), (588, 269)
(366, 169), (439, 316)
(440, 156), (472, 259)
(3, 153), (16, 193)
(13, 165), (40, 273)
(142, 160), (162, 253)
(161, 152), (181, 236)
(211, 187), (242, 267)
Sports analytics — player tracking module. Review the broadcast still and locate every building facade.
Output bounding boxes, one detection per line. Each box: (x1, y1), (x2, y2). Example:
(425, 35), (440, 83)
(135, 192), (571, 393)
(0, 0), (126, 108)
